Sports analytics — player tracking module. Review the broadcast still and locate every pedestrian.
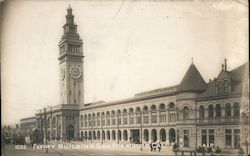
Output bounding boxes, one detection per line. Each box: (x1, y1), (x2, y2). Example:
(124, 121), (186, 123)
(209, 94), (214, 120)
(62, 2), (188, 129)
(157, 141), (162, 152)
(149, 140), (153, 152)
(238, 146), (244, 156)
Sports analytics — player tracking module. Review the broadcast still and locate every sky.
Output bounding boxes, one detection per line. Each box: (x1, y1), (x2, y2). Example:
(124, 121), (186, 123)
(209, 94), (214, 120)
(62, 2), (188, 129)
(1, 0), (248, 125)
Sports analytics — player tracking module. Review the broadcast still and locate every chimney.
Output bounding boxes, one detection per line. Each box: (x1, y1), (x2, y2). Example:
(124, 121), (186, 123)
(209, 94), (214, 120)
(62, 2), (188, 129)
(222, 64), (224, 70)
(224, 59), (227, 71)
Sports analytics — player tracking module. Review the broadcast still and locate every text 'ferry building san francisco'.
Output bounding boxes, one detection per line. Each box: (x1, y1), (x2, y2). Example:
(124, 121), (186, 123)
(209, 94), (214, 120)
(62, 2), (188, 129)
(20, 6), (249, 152)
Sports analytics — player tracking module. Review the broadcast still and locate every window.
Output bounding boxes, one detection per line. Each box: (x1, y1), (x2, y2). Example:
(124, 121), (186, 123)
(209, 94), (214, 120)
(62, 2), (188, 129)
(233, 103), (240, 117)
(199, 106), (205, 119)
(201, 130), (207, 145)
(123, 109), (128, 125)
(217, 81), (223, 94)
(201, 129), (214, 146)
(234, 129), (241, 148)
(143, 106), (149, 124)
(183, 106), (189, 120)
(224, 80), (229, 94)
(117, 110), (121, 125)
(106, 112), (110, 126)
(80, 115), (83, 127)
(225, 129), (232, 148)
(129, 108), (134, 124)
(159, 104), (166, 123)
(101, 113), (105, 126)
(215, 104), (221, 118)
(208, 105), (214, 118)
(151, 105), (157, 123)
(111, 111), (116, 125)
(208, 130), (214, 144)
(136, 107), (141, 124)
(183, 130), (189, 147)
(225, 103), (231, 117)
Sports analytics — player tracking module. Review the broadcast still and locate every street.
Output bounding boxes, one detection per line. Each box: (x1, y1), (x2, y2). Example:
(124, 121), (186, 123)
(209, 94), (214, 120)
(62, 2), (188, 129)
(2, 142), (176, 156)
(2, 142), (243, 156)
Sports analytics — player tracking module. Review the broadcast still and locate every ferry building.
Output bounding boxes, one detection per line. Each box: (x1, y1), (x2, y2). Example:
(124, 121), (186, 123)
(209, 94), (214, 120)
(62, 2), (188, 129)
(20, 6), (249, 152)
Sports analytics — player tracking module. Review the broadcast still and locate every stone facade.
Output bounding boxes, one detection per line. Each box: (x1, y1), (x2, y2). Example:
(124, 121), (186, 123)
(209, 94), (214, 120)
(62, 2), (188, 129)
(20, 6), (249, 153)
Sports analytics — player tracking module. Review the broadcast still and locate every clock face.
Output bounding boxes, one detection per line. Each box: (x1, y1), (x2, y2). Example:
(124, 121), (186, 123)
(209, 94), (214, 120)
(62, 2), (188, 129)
(69, 65), (81, 79)
(60, 68), (65, 80)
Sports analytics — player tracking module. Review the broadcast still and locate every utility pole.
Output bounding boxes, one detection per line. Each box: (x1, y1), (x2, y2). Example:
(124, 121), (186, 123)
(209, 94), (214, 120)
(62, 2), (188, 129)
(195, 102), (197, 156)
(44, 108), (48, 153)
(117, 114), (120, 144)
(40, 110), (43, 144)
(140, 111), (143, 151)
(101, 115), (103, 144)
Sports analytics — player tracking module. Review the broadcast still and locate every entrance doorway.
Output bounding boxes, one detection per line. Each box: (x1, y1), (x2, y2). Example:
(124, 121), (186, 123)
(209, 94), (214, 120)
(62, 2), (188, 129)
(67, 125), (74, 140)
(130, 129), (140, 144)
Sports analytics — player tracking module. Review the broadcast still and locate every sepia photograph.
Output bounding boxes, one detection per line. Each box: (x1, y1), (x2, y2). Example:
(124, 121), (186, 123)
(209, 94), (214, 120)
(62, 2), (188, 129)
(1, 0), (249, 156)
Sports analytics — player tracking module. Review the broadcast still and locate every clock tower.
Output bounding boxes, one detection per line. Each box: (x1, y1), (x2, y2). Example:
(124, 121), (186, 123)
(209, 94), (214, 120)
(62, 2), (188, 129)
(58, 5), (84, 105)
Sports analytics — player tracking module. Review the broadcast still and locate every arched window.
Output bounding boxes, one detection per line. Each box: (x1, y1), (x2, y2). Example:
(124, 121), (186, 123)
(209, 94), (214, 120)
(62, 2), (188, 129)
(106, 111), (110, 126)
(111, 110), (116, 125)
(112, 130), (116, 140)
(144, 129), (149, 141)
(151, 129), (157, 142)
(199, 105), (205, 119)
(88, 131), (92, 140)
(97, 112), (100, 126)
(168, 102), (175, 110)
(88, 114), (92, 127)
(183, 106), (189, 120)
(85, 131), (88, 140)
(129, 108), (134, 124)
(118, 130), (121, 141)
(97, 131), (100, 140)
(159, 104), (166, 123)
(225, 103), (231, 117)
(117, 110), (121, 125)
(123, 109), (128, 125)
(136, 107), (141, 124)
(160, 129), (166, 142)
(93, 131), (96, 140)
(80, 115), (83, 127)
(143, 106), (149, 124)
(102, 131), (105, 140)
(123, 130), (128, 141)
(92, 113), (96, 127)
(208, 105), (214, 118)
(84, 115), (88, 127)
(215, 104), (221, 118)
(107, 130), (110, 140)
(233, 102), (240, 116)
(101, 112), (105, 126)
(151, 105), (157, 123)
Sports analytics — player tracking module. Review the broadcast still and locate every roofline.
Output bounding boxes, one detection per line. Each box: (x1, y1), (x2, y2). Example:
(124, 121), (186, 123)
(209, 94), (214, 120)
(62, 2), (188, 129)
(81, 91), (177, 111)
(20, 116), (36, 121)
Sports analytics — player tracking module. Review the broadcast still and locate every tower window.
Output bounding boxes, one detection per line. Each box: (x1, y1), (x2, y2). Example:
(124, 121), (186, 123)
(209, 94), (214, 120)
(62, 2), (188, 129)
(79, 90), (81, 95)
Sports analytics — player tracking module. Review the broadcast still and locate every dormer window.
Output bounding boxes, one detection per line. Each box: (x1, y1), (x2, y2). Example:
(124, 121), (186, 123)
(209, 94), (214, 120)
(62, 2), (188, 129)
(224, 80), (229, 94)
(217, 81), (223, 94)
(216, 79), (230, 95)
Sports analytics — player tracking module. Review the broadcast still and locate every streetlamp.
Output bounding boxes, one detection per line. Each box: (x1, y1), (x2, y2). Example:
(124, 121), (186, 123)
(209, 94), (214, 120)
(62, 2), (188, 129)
(44, 107), (48, 153)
